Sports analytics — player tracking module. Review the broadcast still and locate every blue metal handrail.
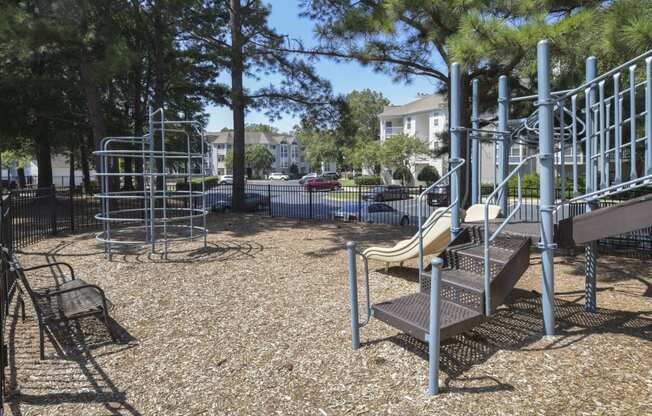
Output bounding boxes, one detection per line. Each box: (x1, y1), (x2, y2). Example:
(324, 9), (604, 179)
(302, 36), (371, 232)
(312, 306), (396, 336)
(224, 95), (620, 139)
(417, 158), (465, 274)
(483, 154), (537, 316)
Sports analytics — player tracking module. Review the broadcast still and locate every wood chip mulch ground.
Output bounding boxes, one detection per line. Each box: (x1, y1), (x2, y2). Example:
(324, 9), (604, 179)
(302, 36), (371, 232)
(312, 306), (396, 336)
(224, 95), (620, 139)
(3, 214), (651, 415)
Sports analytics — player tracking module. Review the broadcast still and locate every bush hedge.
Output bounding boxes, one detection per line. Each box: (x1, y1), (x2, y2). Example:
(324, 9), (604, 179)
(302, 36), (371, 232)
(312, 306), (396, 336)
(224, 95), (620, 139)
(353, 175), (382, 185)
(392, 166), (413, 184)
(175, 176), (220, 191)
(417, 166), (440, 185)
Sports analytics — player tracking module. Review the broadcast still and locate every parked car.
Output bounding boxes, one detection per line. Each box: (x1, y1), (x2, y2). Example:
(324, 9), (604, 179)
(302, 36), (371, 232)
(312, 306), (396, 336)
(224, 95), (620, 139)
(268, 172), (289, 181)
(303, 177), (341, 191)
(427, 185), (449, 207)
(299, 172), (318, 185)
(321, 171), (340, 180)
(333, 202), (410, 226)
(361, 185), (410, 202)
(210, 192), (269, 212)
(218, 175), (247, 185)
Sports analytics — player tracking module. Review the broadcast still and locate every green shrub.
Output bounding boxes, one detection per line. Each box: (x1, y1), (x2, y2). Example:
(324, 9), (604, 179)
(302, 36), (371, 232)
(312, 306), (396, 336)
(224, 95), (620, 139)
(175, 176), (220, 191)
(392, 166), (413, 184)
(417, 166), (440, 185)
(353, 175), (381, 185)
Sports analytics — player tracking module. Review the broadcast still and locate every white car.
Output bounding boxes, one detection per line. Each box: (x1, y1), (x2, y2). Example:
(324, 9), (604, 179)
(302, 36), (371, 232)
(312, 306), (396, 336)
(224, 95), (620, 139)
(218, 175), (247, 185)
(299, 172), (317, 184)
(269, 172), (289, 180)
(333, 203), (410, 226)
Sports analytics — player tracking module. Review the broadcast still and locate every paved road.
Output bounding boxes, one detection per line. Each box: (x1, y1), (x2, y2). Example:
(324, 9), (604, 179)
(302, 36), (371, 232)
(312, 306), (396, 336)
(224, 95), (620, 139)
(203, 182), (439, 227)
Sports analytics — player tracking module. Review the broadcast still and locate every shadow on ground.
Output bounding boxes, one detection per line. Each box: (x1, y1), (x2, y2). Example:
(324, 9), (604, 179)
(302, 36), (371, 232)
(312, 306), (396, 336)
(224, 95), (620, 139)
(364, 288), (651, 394)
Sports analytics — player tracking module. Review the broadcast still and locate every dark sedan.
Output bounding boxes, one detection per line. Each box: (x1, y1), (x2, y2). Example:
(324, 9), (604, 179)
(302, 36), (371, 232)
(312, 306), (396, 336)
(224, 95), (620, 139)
(427, 185), (449, 207)
(209, 192), (270, 212)
(361, 185), (410, 202)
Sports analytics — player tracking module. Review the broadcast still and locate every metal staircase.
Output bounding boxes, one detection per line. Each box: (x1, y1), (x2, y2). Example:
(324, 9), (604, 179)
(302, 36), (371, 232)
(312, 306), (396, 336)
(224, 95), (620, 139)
(371, 226), (530, 343)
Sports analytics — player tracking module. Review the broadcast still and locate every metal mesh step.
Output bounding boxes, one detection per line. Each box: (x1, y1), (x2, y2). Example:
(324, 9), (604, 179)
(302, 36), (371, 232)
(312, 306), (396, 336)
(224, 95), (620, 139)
(372, 293), (484, 342)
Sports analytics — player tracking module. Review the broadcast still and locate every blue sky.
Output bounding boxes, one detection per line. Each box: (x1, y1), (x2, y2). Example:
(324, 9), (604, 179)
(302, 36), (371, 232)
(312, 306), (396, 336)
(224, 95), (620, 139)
(205, 0), (442, 133)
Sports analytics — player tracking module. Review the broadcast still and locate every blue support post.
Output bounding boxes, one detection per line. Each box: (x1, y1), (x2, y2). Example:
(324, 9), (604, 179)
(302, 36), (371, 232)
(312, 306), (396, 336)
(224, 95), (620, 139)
(571, 95), (579, 194)
(346, 241), (360, 349)
(471, 79), (480, 205)
(629, 65), (638, 180)
(585, 57), (598, 313)
(536, 40), (556, 336)
(450, 63), (462, 238)
(497, 76), (510, 214)
(428, 257), (444, 396)
(614, 74), (622, 184)
(586, 57), (597, 194)
(645, 57), (652, 175)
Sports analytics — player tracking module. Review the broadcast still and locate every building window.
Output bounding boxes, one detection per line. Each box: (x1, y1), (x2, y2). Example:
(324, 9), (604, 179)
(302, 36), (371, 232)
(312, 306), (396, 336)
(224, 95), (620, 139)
(385, 121), (392, 128)
(405, 117), (413, 131)
(291, 145), (298, 161)
(432, 117), (439, 127)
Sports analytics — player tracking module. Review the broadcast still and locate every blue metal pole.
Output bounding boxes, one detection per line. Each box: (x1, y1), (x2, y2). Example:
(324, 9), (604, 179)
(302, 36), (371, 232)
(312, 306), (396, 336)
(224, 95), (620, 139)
(629, 65), (638, 180)
(614, 74), (622, 184)
(428, 257), (443, 396)
(497, 75), (509, 214)
(537, 40), (556, 336)
(571, 95), (579, 194)
(450, 63), (462, 238)
(586, 57), (597, 194)
(471, 79), (480, 205)
(645, 57), (652, 175)
(585, 57), (598, 313)
(346, 241), (360, 349)
(559, 98), (566, 199)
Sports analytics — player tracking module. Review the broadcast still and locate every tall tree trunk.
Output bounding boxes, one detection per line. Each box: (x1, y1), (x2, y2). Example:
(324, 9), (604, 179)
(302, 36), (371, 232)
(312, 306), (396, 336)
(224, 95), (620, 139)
(230, 0), (246, 212)
(80, 136), (91, 190)
(69, 149), (76, 189)
(36, 137), (53, 189)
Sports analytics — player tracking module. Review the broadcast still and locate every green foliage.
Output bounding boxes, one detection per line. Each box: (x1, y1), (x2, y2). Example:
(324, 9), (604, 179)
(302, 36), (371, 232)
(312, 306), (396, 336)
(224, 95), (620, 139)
(246, 145), (274, 174)
(297, 130), (340, 169)
(350, 139), (382, 173)
(175, 176), (220, 191)
(246, 123), (279, 134)
(342, 89), (389, 139)
(381, 134), (428, 170)
(417, 166), (440, 185)
(289, 164), (300, 179)
(225, 145), (274, 174)
(353, 175), (382, 185)
(392, 166), (413, 185)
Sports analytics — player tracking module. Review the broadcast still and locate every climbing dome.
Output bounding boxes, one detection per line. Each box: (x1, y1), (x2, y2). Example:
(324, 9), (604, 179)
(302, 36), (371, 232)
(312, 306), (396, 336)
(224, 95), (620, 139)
(94, 108), (208, 259)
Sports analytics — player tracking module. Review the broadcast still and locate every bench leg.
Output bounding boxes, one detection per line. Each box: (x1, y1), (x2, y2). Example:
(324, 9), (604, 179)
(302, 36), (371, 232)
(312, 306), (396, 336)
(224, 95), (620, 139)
(19, 297), (26, 322)
(102, 311), (117, 342)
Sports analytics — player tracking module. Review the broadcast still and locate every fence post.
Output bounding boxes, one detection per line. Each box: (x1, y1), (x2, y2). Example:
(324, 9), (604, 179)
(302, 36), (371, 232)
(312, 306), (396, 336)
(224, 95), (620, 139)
(357, 185), (362, 222)
(50, 186), (58, 236)
(69, 187), (75, 233)
(267, 184), (272, 217)
(309, 187), (313, 220)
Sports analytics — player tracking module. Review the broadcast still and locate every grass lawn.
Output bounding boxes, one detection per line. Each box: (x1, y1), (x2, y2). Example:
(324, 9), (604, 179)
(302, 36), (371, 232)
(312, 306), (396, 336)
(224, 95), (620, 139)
(323, 190), (360, 201)
(340, 179), (355, 187)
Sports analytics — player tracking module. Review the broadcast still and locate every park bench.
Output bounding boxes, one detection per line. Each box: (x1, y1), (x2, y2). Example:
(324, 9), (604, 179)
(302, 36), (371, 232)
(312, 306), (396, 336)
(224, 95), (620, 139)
(4, 249), (116, 359)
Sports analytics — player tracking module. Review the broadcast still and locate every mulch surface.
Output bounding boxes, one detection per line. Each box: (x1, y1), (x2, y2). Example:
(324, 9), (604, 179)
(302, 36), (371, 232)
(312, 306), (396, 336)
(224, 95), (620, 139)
(3, 214), (651, 415)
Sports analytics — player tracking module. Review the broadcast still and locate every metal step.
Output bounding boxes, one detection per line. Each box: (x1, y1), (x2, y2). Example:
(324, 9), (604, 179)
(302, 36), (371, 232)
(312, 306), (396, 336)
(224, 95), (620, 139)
(372, 293), (484, 342)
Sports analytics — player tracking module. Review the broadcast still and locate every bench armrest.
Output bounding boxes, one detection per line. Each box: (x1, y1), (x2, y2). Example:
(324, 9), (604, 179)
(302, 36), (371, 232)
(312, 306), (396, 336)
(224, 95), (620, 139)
(22, 262), (76, 279)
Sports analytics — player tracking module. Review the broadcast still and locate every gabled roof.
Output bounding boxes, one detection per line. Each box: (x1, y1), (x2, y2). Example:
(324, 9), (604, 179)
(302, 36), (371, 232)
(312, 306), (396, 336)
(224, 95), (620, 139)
(379, 94), (447, 117)
(205, 130), (296, 145)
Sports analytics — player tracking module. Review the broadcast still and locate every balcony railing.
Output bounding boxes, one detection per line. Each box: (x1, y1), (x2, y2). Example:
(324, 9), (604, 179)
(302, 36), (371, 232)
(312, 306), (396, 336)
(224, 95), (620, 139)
(384, 127), (404, 137)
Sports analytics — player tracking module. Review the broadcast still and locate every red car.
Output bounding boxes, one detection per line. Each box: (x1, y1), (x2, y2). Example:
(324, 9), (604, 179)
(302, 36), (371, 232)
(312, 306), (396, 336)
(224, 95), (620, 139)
(303, 177), (341, 191)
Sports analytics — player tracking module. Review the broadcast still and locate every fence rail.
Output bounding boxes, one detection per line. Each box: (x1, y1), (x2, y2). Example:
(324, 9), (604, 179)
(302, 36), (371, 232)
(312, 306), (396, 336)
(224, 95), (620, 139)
(0, 182), (649, 254)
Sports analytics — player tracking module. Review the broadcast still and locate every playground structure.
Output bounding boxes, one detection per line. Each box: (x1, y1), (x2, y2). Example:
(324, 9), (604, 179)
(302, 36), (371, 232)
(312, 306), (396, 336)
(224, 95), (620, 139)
(346, 40), (652, 395)
(95, 108), (208, 260)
